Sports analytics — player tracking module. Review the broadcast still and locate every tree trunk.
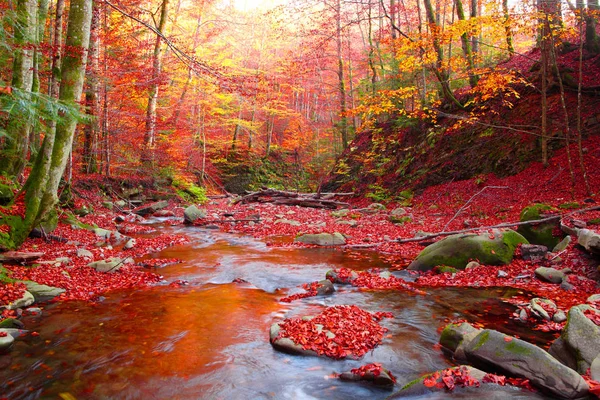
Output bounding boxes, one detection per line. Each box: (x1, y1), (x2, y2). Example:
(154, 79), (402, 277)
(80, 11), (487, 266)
(83, 0), (100, 173)
(586, 0), (600, 53)
(6, 0), (93, 250)
(470, 0), (478, 56)
(454, 0), (478, 87)
(30, 0), (50, 157)
(502, 0), (514, 55)
(423, 0), (463, 108)
(336, 0), (349, 149)
(0, 0), (38, 179)
(142, 0), (169, 163)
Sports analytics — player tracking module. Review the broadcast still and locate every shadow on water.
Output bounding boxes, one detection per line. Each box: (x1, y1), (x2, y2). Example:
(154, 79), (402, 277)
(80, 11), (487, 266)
(0, 225), (553, 399)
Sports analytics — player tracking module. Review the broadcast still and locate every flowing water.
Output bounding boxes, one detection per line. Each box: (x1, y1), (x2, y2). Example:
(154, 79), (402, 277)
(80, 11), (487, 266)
(0, 223), (553, 399)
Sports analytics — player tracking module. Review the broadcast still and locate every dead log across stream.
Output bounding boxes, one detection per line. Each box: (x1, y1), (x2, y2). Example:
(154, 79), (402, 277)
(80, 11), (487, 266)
(234, 188), (352, 209)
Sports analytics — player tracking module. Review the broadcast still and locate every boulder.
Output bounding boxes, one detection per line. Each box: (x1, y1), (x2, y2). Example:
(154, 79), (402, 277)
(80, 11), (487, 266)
(88, 258), (124, 273)
(331, 209), (350, 218)
(295, 232), (346, 246)
(316, 279), (335, 295)
(517, 204), (563, 249)
(562, 304), (600, 373)
(368, 203), (387, 211)
(22, 281), (65, 302)
(553, 236), (572, 253)
(326, 269), (358, 284)
(0, 318), (24, 329)
(6, 291), (35, 310)
(336, 220), (358, 227)
(407, 229), (528, 272)
(183, 205), (207, 224)
(530, 298), (557, 320)
(439, 322), (481, 357)
(274, 219), (302, 227)
(390, 366), (487, 398)
(269, 322), (319, 357)
(76, 248), (93, 259)
(549, 337), (578, 370)
(133, 200), (169, 216)
(123, 238), (136, 250)
(390, 207), (408, 216)
(464, 329), (589, 399)
(534, 267), (564, 284)
(577, 229), (600, 255)
(591, 355), (600, 382)
(339, 364), (395, 387)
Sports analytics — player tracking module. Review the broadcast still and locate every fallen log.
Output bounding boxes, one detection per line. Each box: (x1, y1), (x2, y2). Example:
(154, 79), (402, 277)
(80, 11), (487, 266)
(235, 188), (350, 209)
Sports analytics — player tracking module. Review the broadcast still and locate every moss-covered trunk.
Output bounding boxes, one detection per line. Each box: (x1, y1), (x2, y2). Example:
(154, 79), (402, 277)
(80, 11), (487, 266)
(2, 0), (93, 250)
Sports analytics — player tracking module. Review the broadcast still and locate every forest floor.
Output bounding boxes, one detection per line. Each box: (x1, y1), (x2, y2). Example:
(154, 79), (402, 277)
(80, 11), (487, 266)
(0, 130), (599, 337)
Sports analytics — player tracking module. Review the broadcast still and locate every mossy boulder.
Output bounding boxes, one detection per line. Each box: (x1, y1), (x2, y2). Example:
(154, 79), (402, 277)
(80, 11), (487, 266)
(439, 322), (481, 355)
(561, 304), (600, 374)
(0, 330), (14, 353)
(22, 281), (65, 302)
(183, 205), (207, 224)
(407, 229), (528, 272)
(339, 365), (395, 387)
(464, 329), (588, 399)
(390, 366), (487, 398)
(517, 204), (563, 249)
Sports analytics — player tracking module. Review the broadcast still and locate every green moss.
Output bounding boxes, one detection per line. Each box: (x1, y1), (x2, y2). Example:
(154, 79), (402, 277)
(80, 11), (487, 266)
(0, 265), (15, 284)
(505, 340), (533, 356)
(439, 323), (462, 350)
(401, 376), (424, 391)
(558, 202), (580, 210)
(589, 218), (600, 226)
(519, 203), (553, 221)
(472, 331), (490, 351)
(389, 215), (412, 225)
(436, 265), (459, 274)
(517, 204), (562, 248)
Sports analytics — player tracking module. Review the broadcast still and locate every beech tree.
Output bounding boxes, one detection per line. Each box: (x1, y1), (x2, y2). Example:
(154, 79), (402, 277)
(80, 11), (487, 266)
(1, 0), (93, 249)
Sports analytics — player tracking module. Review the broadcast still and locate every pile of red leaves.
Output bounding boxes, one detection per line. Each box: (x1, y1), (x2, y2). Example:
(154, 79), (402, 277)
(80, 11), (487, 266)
(423, 366), (480, 390)
(6, 265), (161, 302)
(350, 362), (397, 383)
(328, 267), (426, 295)
(0, 282), (26, 307)
(585, 309), (600, 326)
(0, 331), (7, 337)
(276, 305), (393, 359)
(482, 373), (536, 391)
(280, 281), (322, 303)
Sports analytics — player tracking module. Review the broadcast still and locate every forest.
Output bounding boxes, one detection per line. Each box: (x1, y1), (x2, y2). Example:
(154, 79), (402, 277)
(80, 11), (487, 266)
(1, 0), (600, 398)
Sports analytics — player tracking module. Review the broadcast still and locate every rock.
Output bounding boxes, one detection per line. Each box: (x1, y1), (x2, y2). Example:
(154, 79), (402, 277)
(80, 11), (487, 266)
(554, 310), (567, 323)
(269, 322), (318, 357)
(549, 337), (578, 370)
(339, 365), (395, 387)
(326, 269), (358, 284)
(368, 203), (387, 210)
(530, 298), (557, 320)
(407, 229), (528, 272)
(497, 270), (508, 278)
(295, 232), (346, 246)
(123, 238), (136, 250)
(22, 281), (65, 302)
(560, 280), (575, 291)
(439, 322), (481, 354)
(464, 329), (588, 399)
(0, 328), (27, 339)
(274, 219), (302, 227)
(25, 307), (42, 316)
(520, 244), (548, 261)
(6, 291), (35, 310)
(0, 183), (14, 206)
(54, 257), (71, 265)
(389, 215), (412, 224)
(77, 248), (94, 259)
(132, 200), (169, 216)
(588, 294), (600, 304)
(435, 265), (459, 274)
(0, 251), (44, 264)
(0, 318), (23, 329)
(465, 261), (481, 270)
(316, 279), (335, 295)
(153, 209), (175, 217)
(577, 229), (600, 255)
(102, 201), (113, 210)
(553, 236), (572, 253)
(88, 258), (124, 273)
(93, 228), (112, 240)
(517, 204), (563, 249)
(115, 200), (127, 208)
(390, 366), (487, 398)
(534, 267), (564, 284)
(591, 355), (600, 382)
(391, 207), (407, 216)
(562, 304), (600, 373)
(0, 331), (14, 353)
(183, 205), (207, 224)
(336, 220), (358, 227)
(331, 209), (350, 218)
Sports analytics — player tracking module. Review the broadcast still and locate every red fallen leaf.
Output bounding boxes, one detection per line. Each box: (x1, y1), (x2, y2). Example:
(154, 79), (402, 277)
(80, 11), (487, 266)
(423, 375), (437, 387)
(589, 384), (600, 397)
(443, 375), (455, 391)
(504, 336), (513, 342)
(31, 332), (39, 337)
(483, 373), (506, 385)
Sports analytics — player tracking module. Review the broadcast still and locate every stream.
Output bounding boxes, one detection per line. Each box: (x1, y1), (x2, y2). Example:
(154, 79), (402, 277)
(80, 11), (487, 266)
(0, 222), (554, 399)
